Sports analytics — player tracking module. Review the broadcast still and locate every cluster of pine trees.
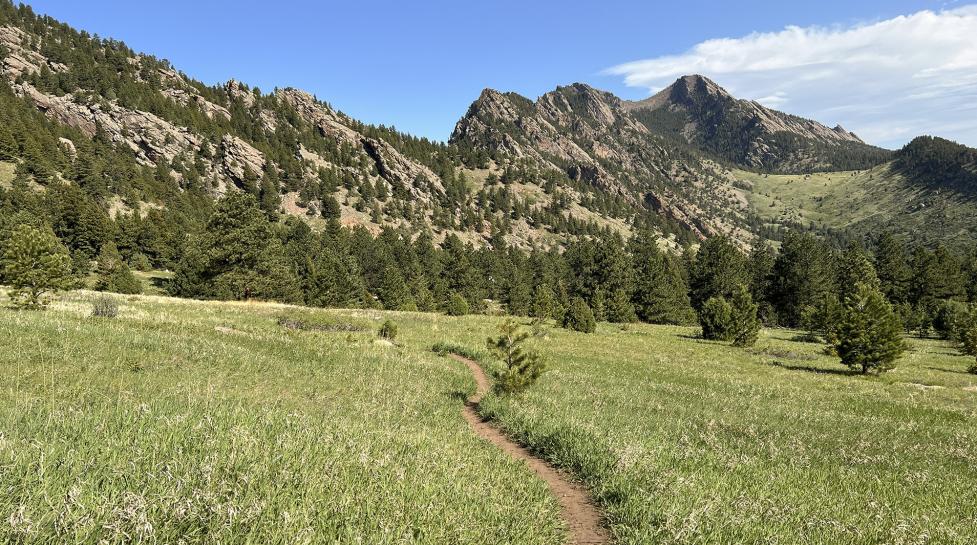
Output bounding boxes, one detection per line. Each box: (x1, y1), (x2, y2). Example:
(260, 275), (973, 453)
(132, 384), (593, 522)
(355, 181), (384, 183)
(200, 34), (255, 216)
(7, 172), (974, 344)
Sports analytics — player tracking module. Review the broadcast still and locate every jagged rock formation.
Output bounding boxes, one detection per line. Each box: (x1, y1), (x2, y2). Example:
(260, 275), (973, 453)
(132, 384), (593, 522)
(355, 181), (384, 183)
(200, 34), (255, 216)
(3, 5), (974, 251)
(624, 75), (891, 172)
(451, 82), (753, 242)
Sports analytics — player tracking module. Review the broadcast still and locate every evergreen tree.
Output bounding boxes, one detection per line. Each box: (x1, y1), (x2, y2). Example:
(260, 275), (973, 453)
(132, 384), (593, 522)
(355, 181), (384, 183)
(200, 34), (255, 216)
(305, 250), (367, 309)
(562, 296), (596, 333)
(258, 174), (281, 219)
(729, 284), (760, 347)
(606, 288), (638, 323)
(487, 318), (546, 395)
(94, 242), (141, 294)
(170, 193), (301, 303)
(771, 231), (834, 327)
(956, 305), (977, 357)
(629, 231), (695, 324)
(0, 125), (17, 160)
(748, 242), (777, 325)
(874, 233), (911, 305)
(1, 224), (73, 309)
(446, 292), (469, 316)
(833, 283), (907, 375)
(836, 243), (880, 302)
(504, 275), (533, 317)
(689, 235), (748, 311)
(320, 195), (341, 221)
(800, 294), (844, 344)
(531, 284), (560, 322)
(699, 296), (734, 341)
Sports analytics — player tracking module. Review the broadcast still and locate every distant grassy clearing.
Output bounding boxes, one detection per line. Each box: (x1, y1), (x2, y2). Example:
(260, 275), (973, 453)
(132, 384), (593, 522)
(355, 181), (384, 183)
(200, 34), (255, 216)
(736, 165), (911, 230)
(0, 292), (563, 544)
(0, 161), (15, 187)
(735, 164), (977, 245)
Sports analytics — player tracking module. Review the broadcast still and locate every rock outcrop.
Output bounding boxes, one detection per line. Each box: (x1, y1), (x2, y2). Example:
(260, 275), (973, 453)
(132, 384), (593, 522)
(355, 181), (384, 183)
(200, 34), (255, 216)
(624, 75), (889, 172)
(451, 82), (750, 241)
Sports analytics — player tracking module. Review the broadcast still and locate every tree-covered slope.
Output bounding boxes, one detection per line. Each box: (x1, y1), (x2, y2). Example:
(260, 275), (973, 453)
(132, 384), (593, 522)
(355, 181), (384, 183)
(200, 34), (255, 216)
(0, 0), (661, 253)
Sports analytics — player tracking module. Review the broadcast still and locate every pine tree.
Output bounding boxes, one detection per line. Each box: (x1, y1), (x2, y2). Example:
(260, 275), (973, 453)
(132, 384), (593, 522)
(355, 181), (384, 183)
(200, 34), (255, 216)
(729, 284), (760, 347)
(630, 232), (695, 324)
(94, 242), (141, 294)
(955, 305), (977, 357)
(771, 231), (835, 327)
(259, 174), (281, 219)
(606, 288), (638, 323)
(531, 284), (560, 322)
(699, 296), (734, 341)
(320, 195), (341, 220)
(748, 242), (776, 325)
(838, 244), (879, 297)
(171, 193), (301, 303)
(0, 125), (18, 161)
(562, 296), (596, 333)
(689, 235), (749, 311)
(833, 283), (907, 375)
(874, 233), (911, 305)
(1, 224), (73, 309)
(487, 318), (546, 395)
(446, 292), (469, 316)
(800, 294), (843, 343)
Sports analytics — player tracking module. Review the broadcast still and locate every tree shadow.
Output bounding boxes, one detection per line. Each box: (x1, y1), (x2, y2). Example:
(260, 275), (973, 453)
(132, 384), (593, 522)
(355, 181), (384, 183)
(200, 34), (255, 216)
(924, 366), (972, 375)
(446, 390), (469, 403)
(786, 333), (822, 344)
(769, 360), (860, 377)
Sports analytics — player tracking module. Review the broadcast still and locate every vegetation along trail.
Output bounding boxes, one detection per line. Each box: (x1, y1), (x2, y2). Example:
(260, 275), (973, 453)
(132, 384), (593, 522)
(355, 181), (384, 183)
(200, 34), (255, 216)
(449, 354), (611, 545)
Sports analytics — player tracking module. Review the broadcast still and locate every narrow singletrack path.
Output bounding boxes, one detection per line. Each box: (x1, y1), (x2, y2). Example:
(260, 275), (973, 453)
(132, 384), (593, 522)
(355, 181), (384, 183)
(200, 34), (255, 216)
(449, 354), (611, 545)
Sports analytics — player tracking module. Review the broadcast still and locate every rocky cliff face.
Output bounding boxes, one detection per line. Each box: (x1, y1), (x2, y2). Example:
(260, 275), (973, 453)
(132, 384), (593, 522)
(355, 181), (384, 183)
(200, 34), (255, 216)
(624, 75), (890, 172)
(0, 21), (454, 228)
(451, 82), (754, 243)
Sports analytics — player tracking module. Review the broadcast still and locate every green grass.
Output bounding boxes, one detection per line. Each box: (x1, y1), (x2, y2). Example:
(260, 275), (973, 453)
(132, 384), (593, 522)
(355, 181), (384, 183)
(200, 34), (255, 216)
(406, 316), (977, 544)
(0, 161), (15, 188)
(0, 292), (563, 544)
(735, 164), (977, 246)
(738, 166), (897, 229)
(4, 291), (976, 544)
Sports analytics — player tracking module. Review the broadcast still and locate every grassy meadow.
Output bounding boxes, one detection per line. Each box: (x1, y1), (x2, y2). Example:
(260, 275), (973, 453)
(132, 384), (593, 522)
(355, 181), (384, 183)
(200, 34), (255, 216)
(734, 165), (977, 246)
(0, 291), (563, 544)
(3, 290), (976, 544)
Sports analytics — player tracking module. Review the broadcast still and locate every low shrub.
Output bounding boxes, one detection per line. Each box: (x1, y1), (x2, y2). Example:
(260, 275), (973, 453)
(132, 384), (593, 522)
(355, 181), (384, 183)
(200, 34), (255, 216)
(378, 319), (398, 340)
(91, 294), (119, 318)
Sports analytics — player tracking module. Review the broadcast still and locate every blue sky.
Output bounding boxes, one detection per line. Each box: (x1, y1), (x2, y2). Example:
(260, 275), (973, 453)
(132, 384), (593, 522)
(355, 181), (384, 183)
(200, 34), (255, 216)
(24, 1), (974, 147)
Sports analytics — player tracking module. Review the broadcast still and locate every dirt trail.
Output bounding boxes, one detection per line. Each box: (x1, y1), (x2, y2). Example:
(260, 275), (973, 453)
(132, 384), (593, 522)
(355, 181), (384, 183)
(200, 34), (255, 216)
(449, 354), (610, 545)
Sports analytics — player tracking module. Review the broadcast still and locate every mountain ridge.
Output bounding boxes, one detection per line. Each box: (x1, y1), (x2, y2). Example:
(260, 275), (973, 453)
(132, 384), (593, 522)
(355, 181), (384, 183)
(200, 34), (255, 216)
(1, 0), (975, 252)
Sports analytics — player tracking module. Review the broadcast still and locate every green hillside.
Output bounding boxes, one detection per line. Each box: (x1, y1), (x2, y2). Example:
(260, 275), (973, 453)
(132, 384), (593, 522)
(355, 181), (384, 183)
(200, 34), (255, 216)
(736, 164), (977, 246)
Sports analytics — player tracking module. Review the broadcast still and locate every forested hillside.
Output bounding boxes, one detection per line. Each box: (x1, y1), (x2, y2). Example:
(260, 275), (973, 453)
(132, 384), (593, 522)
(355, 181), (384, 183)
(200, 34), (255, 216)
(1, 0), (976, 324)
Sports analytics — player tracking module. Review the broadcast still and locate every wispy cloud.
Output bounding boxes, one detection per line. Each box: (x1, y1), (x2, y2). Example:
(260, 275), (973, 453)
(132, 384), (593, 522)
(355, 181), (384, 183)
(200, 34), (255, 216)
(606, 6), (977, 149)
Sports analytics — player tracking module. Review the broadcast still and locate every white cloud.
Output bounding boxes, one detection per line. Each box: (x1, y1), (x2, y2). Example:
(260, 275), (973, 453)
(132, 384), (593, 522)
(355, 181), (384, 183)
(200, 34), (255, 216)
(606, 6), (977, 149)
